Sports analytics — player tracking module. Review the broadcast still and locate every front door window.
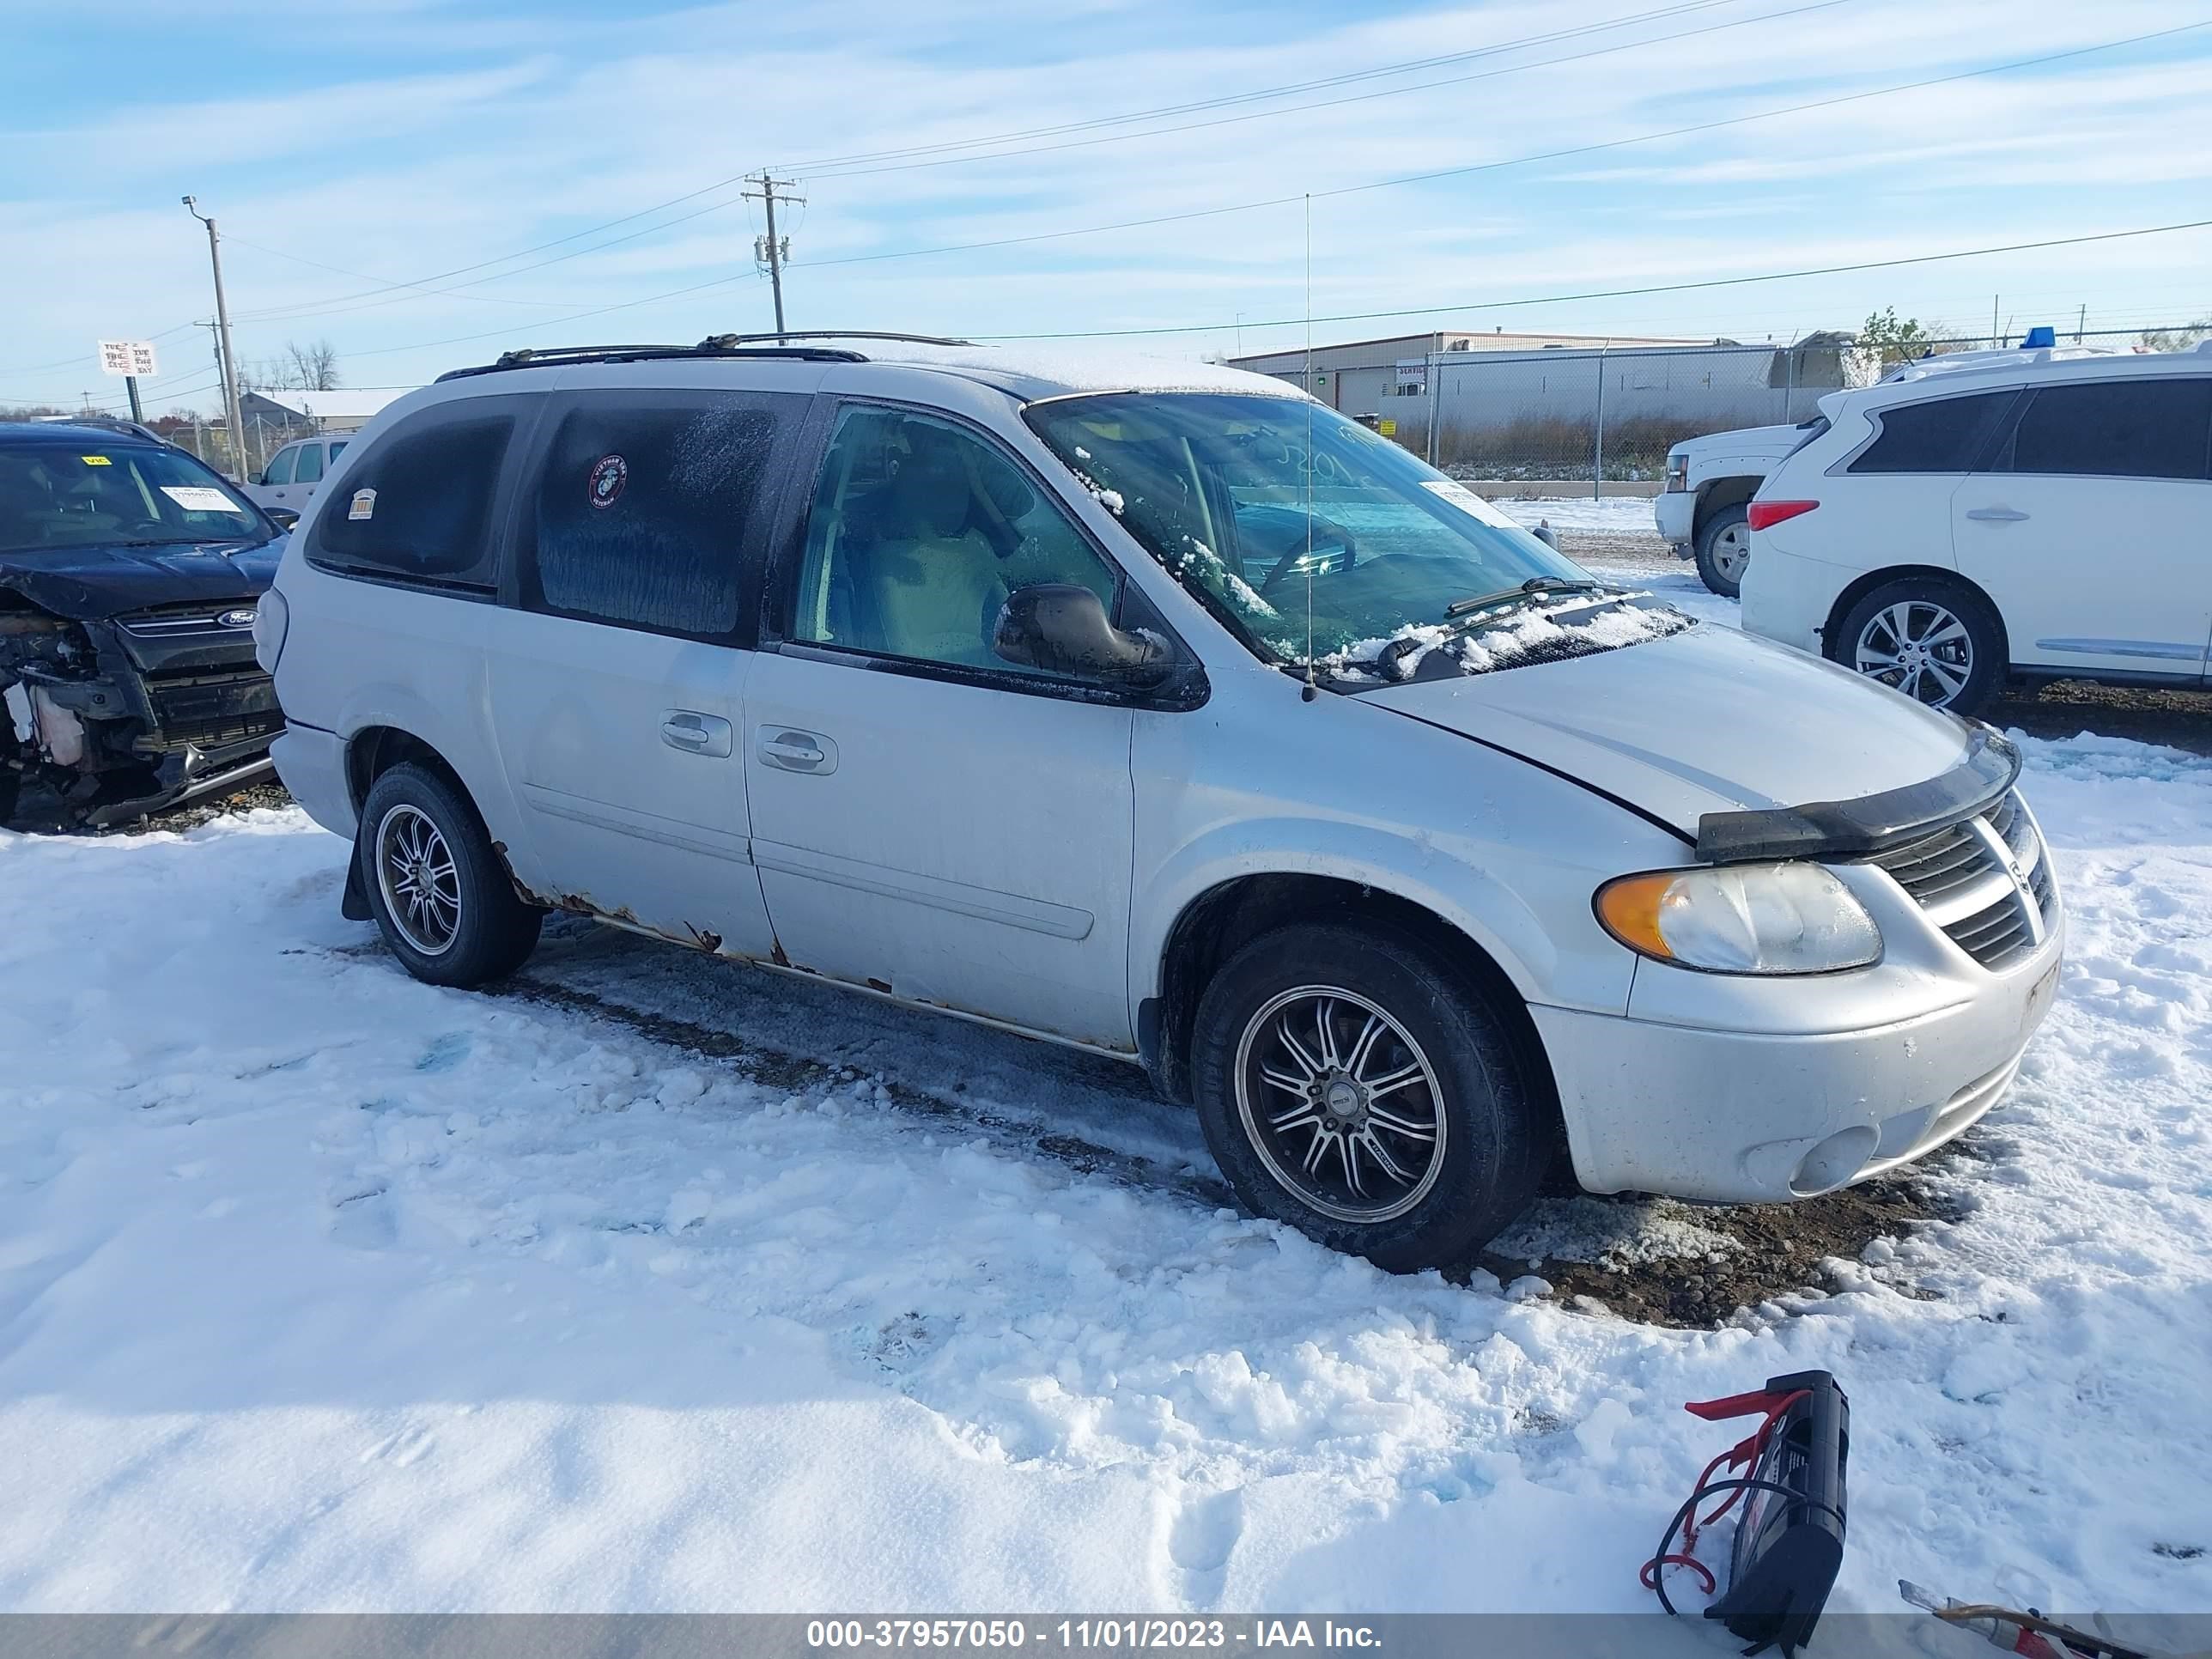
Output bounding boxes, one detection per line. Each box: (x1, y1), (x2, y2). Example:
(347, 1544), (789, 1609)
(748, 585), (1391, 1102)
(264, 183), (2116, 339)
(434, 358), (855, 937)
(790, 406), (1118, 674)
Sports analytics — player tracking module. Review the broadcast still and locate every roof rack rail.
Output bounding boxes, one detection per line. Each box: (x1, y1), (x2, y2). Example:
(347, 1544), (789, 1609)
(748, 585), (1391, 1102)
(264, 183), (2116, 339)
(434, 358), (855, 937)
(696, 330), (976, 348)
(434, 339), (874, 382)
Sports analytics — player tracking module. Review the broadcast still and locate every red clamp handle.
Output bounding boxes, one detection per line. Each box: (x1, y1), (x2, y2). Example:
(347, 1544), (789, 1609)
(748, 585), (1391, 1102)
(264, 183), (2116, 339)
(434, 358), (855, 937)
(1685, 1389), (1805, 1422)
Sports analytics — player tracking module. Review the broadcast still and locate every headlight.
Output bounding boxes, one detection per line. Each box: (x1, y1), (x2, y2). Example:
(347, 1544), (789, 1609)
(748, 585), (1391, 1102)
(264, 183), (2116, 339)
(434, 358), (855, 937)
(252, 587), (289, 673)
(1664, 453), (1689, 491)
(1595, 862), (1881, 975)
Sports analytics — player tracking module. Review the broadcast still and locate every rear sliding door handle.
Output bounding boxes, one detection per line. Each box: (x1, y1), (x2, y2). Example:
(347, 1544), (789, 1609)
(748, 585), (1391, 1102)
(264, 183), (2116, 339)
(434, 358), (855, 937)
(758, 727), (837, 775)
(1964, 506), (2031, 523)
(660, 711), (733, 757)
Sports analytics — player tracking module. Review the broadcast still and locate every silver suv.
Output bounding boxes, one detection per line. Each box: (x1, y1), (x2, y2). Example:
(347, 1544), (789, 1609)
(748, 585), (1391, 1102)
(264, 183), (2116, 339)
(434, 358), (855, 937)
(259, 334), (2063, 1270)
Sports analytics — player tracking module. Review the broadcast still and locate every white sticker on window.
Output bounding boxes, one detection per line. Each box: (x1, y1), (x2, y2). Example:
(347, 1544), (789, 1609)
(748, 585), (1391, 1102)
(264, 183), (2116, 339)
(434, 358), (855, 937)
(1420, 478), (1519, 529)
(349, 488), (376, 521)
(161, 485), (235, 511)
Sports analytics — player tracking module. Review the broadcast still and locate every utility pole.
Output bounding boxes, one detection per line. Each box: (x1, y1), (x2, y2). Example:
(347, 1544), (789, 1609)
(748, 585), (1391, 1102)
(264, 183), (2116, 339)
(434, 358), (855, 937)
(183, 196), (247, 480)
(744, 173), (802, 341)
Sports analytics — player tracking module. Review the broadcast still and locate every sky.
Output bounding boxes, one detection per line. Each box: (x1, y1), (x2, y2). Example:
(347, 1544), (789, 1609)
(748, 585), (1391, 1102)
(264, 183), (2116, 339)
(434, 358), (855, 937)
(3, 0), (2210, 417)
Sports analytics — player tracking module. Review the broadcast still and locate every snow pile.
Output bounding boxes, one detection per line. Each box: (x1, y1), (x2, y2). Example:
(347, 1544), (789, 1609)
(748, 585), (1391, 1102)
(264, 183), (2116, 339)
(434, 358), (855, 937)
(1489, 495), (1662, 536)
(1491, 1198), (1742, 1272)
(1448, 595), (1689, 672)
(3, 730), (2211, 1614)
(1302, 596), (1692, 682)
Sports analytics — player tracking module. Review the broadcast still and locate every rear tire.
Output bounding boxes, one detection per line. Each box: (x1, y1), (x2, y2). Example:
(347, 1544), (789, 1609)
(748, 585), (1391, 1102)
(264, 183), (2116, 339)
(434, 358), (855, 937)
(1189, 921), (1550, 1273)
(1693, 501), (1750, 599)
(1828, 577), (2006, 717)
(359, 762), (541, 987)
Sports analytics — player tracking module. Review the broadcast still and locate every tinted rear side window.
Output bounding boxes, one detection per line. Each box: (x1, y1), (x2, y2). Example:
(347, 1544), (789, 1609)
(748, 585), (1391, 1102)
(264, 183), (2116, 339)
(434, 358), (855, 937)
(1994, 378), (2212, 480)
(308, 405), (515, 584)
(293, 442), (324, 483)
(1848, 391), (2018, 474)
(520, 392), (796, 639)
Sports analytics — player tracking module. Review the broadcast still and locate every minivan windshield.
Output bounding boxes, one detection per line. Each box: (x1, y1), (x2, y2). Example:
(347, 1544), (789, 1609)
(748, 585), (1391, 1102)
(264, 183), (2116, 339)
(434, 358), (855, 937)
(1025, 392), (1595, 664)
(0, 441), (270, 556)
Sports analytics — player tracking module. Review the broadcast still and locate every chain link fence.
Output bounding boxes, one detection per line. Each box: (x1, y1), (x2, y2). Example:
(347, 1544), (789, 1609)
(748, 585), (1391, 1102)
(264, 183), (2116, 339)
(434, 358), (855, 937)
(1254, 327), (2177, 493)
(164, 415), (308, 485)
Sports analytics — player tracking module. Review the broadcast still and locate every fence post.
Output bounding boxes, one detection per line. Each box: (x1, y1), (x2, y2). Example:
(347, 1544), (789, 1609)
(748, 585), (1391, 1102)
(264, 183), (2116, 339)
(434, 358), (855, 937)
(1784, 338), (1797, 422)
(1591, 348), (1607, 502)
(1426, 351), (1441, 467)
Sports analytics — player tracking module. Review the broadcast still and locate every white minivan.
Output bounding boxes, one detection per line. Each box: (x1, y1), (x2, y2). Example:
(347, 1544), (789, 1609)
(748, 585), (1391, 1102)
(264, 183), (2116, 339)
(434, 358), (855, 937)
(259, 336), (2063, 1270)
(1742, 343), (2212, 713)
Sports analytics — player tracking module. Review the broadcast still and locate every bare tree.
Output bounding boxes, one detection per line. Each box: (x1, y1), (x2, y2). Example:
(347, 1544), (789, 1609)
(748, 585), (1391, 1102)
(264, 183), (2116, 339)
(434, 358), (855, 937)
(2139, 317), (2212, 351)
(288, 337), (342, 390)
(244, 337), (343, 392)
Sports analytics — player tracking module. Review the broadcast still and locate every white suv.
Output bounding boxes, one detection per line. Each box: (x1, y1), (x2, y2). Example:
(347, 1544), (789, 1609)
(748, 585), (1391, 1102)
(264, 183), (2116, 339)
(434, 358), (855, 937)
(1742, 343), (2212, 714)
(258, 334), (2063, 1270)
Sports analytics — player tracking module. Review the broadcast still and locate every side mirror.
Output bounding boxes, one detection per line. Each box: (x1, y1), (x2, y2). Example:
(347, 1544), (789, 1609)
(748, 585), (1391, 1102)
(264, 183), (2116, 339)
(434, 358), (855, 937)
(264, 507), (300, 531)
(993, 583), (1171, 688)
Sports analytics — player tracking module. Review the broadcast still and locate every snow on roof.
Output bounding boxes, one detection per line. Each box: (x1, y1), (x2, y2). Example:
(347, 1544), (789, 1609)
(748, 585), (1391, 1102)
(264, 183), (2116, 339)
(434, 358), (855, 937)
(244, 387), (409, 421)
(818, 338), (1310, 402)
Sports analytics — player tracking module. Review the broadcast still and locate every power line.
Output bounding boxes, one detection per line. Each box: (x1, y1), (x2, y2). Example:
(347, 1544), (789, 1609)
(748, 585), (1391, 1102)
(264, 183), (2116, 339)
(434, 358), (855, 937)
(326, 22), (2211, 368)
(971, 219), (2212, 339)
(221, 235), (585, 315)
(792, 0), (1814, 179)
(801, 21), (2212, 271)
(795, 0), (1850, 184)
(212, 0), (1820, 330)
(773, 0), (1752, 174)
(209, 0), (1759, 317)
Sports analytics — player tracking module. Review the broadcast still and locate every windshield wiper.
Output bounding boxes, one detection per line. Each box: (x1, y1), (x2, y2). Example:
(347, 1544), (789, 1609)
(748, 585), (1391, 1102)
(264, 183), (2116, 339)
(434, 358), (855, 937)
(1444, 576), (1606, 617)
(105, 536), (259, 550)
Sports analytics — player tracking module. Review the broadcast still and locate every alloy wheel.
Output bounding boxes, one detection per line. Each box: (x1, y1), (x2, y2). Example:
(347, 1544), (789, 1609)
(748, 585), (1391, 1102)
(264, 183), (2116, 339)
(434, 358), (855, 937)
(1709, 520), (1750, 582)
(374, 803), (462, 956)
(1233, 986), (1448, 1224)
(1855, 599), (1974, 707)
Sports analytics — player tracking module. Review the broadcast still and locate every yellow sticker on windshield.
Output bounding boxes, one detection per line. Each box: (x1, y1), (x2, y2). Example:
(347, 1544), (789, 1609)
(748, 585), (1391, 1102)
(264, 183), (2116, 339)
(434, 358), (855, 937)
(81, 454), (112, 465)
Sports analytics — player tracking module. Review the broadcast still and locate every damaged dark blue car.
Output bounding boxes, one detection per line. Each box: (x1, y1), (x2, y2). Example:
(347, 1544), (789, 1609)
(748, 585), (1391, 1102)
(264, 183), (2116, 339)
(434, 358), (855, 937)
(0, 421), (287, 827)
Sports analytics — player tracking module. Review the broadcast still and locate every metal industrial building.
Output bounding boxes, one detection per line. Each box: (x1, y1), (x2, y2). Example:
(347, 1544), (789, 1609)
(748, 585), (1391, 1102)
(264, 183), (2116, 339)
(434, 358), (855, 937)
(1226, 330), (1701, 418)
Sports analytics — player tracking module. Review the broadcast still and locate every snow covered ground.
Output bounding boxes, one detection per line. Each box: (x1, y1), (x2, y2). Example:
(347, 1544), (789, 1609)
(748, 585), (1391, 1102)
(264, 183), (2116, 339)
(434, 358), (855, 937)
(1490, 495), (1662, 537)
(3, 640), (2210, 1620)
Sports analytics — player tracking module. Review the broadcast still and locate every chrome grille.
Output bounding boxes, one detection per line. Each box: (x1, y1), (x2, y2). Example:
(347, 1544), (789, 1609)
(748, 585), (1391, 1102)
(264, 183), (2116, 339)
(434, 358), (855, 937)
(118, 601), (258, 639)
(1869, 789), (2057, 970)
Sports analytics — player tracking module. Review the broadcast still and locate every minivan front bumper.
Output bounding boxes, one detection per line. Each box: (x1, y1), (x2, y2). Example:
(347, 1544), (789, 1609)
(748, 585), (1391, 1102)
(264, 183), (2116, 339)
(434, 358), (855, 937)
(1532, 915), (2062, 1203)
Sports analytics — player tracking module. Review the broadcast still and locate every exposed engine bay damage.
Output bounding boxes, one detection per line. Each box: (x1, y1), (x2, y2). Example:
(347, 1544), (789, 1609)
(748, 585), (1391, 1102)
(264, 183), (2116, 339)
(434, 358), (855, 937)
(0, 582), (280, 829)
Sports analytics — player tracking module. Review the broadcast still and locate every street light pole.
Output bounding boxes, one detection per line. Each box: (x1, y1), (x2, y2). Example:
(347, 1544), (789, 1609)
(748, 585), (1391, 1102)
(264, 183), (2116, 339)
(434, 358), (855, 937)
(182, 196), (247, 479)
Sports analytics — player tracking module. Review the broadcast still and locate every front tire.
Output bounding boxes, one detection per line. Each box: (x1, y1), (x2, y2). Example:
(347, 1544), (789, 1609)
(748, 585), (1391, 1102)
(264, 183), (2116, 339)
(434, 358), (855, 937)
(1693, 501), (1750, 598)
(1190, 922), (1550, 1273)
(0, 696), (18, 829)
(1829, 577), (2005, 716)
(359, 762), (542, 987)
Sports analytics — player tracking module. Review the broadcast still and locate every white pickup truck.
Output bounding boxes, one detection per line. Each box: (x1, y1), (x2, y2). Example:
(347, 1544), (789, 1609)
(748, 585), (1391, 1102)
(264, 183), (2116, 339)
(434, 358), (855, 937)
(1655, 418), (1826, 597)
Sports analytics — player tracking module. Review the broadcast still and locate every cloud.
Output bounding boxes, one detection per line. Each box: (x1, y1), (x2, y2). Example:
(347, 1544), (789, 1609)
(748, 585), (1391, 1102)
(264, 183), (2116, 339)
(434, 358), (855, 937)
(8, 0), (2210, 402)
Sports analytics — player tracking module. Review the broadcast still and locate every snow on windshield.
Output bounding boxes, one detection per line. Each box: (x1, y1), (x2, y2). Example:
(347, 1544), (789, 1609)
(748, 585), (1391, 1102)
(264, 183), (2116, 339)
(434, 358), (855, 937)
(1292, 592), (1695, 684)
(1025, 392), (1589, 664)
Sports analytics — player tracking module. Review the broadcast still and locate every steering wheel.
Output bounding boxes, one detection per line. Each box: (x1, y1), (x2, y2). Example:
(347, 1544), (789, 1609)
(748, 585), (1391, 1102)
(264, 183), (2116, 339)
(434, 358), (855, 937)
(1257, 517), (1359, 597)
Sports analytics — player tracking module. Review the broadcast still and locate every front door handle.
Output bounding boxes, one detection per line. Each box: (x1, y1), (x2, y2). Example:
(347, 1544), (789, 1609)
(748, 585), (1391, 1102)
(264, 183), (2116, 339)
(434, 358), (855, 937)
(1965, 506), (2031, 523)
(660, 711), (733, 757)
(758, 727), (838, 775)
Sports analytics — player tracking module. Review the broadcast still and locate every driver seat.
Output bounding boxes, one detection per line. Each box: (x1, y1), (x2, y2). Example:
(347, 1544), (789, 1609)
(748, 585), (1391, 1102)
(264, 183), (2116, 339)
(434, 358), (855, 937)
(853, 432), (1007, 667)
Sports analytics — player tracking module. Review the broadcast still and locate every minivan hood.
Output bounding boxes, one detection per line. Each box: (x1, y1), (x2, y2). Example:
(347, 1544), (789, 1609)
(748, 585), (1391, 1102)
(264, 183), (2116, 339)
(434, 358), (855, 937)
(1359, 622), (1972, 836)
(0, 538), (281, 621)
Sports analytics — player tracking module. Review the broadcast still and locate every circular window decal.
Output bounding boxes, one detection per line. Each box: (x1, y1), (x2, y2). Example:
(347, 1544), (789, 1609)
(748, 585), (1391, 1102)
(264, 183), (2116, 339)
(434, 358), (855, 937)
(587, 453), (628, 509)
